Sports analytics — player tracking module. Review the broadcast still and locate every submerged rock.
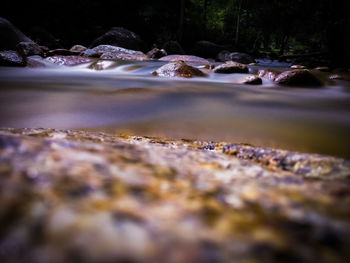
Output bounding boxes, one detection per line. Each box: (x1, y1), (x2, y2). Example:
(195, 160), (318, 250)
(214, 61), (248, 73)
(0, 50), (26, 66)
(153, 61), (207, 78)
(90, 27), (145, 51)
(275, 69), (322, 86)
(217, 50), (255, 64)
(45, 55), (92, 66)
(0, 128), (349, 263)
(159, 55), (209, 64)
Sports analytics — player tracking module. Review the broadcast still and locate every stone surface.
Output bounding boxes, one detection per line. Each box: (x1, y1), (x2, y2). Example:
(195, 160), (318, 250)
(90, 27), (145, 51)
(0, 128), (350, 263)
(214, 61), (248, 74)
(241, 75), (263, 85)
(0, 17), (33, 50)
(16, 41), (44, 57)
(0, 50), (26, 66)
(146, 48), (167, 59)
(46, 49), (81, 57)
(153, 61), (207, 78)
(258, 69), (281, 81)
(70, 44), (87, 53)
(275, 69), (322, 86)
(92, 44), (145, 56)
(217, 50), (255, 64)
(159, 55), (209, 64)
(100, 52), (148, 61)
(291, 65), (307, 69)
(45, 56), (92, 66)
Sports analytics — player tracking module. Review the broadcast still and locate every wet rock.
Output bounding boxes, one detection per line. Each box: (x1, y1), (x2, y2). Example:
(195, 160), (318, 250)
(159, 55), (209, 64)
(275, 69), (322, 86)
(88, 60), (114, 71)
(16, 41), (44, 57)
(82, 49), (102, 58)
(90, 27), (145, 51)
(45, 56), (92, 66)
(217, 50), (255, 64)
(46, 49), (81, 57)
(214, 61), (248, 74)
(193, 40), (224, 59)
(92, 45), (144, 56)
(0, 17), (33, 50)
(70, 45), (87, 53)
(0, 50), (26, 66)
(291, 65), (307, 69)
(258, 69), (281, 81)
(314, 66), (330, 72)
(153, 61), (207, 78)
(100, 52), (148, 61)
(162, 41), (185, 55)
(241, 75), (262, 85)
(146, 48), (167, 59)
(329, 73), (350, 81)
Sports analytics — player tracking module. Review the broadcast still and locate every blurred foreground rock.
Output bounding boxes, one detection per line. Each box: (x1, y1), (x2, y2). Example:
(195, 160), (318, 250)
(0, 128), (350, 263)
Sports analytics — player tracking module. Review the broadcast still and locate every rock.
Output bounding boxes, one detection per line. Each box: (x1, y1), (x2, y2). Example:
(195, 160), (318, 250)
(45, 56), (92, 66)
(291, 65), (307, 69)
(0, 50), (26, 66)
(92, 45), (144, 56)
(159, 55), (209, 64)
(0, 128), (350, 263)
(146, 48), (167, 59)
(152, 61), (207, 78)
(217, 50), (255, 64)
(90, 27), (145, 51)
(257, 69), (281, 81)
(16, 41), (44, 57)
(314, 66), (330, 72)
(162, 41), (185, 55)
(213, 61), (248, 74)
(0, 17), (33, 50)
(46, 49), (81, 57)
(275, 69), (322, 86)
(82, 49), (102, 58)
(100, 52), (148, 61)
(241, 75), (263, 85)
(193, 40), (224, 58)
(70, 45), (87, 53)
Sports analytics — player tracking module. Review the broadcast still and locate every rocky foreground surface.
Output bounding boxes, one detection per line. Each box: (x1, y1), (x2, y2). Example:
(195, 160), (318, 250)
(0, 128), (350, 263)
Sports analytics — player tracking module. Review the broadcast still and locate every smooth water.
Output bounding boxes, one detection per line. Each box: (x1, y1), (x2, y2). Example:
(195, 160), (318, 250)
(1, 59), (350, 158)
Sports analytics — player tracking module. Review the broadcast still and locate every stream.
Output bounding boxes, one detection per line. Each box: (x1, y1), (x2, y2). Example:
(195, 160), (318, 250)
(0, 59), (349, 158)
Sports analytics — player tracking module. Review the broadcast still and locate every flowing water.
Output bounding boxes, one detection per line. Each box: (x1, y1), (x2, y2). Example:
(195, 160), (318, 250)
(0, 59), (350, 158)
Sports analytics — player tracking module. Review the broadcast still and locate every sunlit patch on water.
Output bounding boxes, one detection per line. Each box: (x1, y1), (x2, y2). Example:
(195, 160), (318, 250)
(0, 60), (349, 158)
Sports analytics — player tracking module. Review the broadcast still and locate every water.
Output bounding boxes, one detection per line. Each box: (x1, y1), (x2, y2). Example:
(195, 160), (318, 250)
(0, 59), (350, 158)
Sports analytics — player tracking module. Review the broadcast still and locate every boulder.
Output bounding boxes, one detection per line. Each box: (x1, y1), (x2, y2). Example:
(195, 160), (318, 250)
(159, 55), (209, 64)
(0, 17), (33, 51)
(146, 48), (167, 59)
(0, 50), (26, 67)
(152, 61), (207, 78)
(28, 26), (62, 49)
(257, 69), (281, 81)
(192, 40), (224, 58)
(275, 69), (322, 86)
(162, 41), (185, 55)
(92, 45), (144, 56)
(100, 52), (148, 61)
(240, 75), (262, 85)
(16, 41), (44, 57)
(217, 50), (255, 64)
(45, 56), (92, 66)
(70, 45), (87, 53)
(213, 61), (248, 74)
(90, 27), (145, 51)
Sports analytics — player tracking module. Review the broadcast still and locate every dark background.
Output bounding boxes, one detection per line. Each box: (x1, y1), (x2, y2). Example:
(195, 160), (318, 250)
(1, 0), (350, 65)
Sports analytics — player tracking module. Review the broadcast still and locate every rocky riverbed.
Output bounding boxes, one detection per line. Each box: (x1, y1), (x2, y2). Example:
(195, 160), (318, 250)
(0, 128), (350, 263)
